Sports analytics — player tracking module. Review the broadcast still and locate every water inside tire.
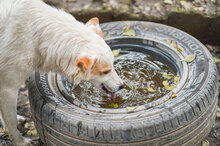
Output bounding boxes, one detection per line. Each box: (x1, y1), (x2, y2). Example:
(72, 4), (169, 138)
(65, 48), (178, 109)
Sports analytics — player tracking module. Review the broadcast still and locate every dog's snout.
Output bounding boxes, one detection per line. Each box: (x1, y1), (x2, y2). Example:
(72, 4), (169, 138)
(118, 84), (124, 90)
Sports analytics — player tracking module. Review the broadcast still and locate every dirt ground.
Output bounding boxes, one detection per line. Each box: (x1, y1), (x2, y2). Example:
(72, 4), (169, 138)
(0, 0), (220, 145)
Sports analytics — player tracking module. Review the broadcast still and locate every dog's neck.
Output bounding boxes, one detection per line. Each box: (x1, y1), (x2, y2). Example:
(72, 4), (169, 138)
(24, 0), (97, 81)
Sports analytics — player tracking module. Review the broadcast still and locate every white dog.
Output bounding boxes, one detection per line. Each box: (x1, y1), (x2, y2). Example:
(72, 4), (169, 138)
(0, 0), (124, 145)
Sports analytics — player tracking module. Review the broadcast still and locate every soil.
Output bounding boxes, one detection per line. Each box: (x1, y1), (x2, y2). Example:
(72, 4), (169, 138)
(0, 0), (219, 145)
(0, 80), (42, 146)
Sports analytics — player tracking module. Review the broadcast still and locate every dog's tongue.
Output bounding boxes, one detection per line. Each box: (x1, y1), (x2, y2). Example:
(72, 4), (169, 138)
(109, 92), (116, 101)
(111, 93), (116, 101)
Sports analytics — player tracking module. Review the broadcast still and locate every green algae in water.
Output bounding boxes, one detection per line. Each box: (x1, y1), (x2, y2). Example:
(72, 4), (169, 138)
(65, 49), (178, 109)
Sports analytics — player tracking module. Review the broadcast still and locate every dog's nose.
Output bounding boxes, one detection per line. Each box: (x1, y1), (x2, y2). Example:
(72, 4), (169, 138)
(118, 84), (124, 90)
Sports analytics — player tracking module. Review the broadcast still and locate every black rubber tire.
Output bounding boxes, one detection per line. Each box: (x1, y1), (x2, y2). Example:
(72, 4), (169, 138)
(28, 21), (218, 146)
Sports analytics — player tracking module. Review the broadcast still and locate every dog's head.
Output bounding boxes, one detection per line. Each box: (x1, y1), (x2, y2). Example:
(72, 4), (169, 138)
(70, 18), (124, 100)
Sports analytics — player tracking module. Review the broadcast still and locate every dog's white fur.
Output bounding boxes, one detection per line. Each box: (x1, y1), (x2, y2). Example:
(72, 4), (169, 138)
(0, 0), (123, 145)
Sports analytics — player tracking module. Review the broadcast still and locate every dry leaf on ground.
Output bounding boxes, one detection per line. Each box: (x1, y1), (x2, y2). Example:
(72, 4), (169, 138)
(213, 57), (220, 63)
(169, 40), (177, 48)
(27, 129), (38, 136)
(202, 140), (210, 146)
(177, 47), (182, 54)
(169, 40), (182, 54)
(24, 121), (35, 129)
(123, 23), (136, 36)
(206, 44), (214, 51)
(164, 0), (172, 5)
(217, 107), (220, 117)
(123, 28), (136, 36)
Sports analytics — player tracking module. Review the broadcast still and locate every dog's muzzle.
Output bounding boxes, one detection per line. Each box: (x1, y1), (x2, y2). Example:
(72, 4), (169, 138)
(100, 83), (124, 101)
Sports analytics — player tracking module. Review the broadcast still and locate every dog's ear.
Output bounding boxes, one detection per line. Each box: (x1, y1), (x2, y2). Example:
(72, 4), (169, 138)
(86, 17), (103, 37)
(76, 57), (92, 71)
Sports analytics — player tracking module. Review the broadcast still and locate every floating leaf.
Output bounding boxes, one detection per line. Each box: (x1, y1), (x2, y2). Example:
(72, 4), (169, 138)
(167, 75), (174, 79)
(213, 57), (220, 63)
(164, 84), (176, 90)
(148, 87), (156, 92)
(27, 129), (38, 136)
(184, 54), (196, 63)
(112, 49), (120, 57)
(170, 92), (177, 99)
(174, 76), (180, 83)
(202, 140), (210, 146)
(123, 29), (136, 36)
(162, 72), (174, 79)
(127, 106), (136, 110)
(217, 107), (220, 117)
(162, 80), (169, 87)
(109, 103), (118, 108)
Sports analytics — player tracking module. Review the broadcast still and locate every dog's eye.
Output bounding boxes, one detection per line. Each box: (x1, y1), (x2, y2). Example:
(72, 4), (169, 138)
(103, 70), (111, 75)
